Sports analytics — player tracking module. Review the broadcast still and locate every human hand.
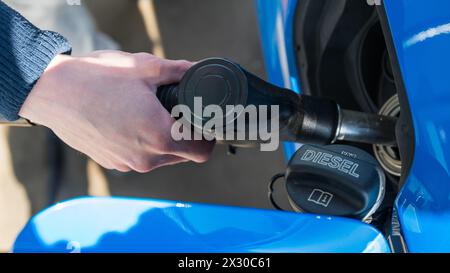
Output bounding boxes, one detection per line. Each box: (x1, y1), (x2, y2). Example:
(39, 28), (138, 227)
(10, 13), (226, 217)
(19, 51), (214, 172)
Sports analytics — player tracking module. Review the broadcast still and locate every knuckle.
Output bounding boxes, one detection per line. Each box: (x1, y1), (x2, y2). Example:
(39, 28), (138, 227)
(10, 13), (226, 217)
(192, 141), (214, 163)
(150, 61), (164, 78)
(134, 52), (155, 60)
(195, 151), (211, 163)
(156, 138), (174, 153)
(136, 126), (174, 153)
(115, 165), (132, 173)
(99, 163), (114, 171)
(127, 154), (153, 173)
(152, 126), (176, 153)
(177, 60), (193, 70)
(134, 53), (163, 75)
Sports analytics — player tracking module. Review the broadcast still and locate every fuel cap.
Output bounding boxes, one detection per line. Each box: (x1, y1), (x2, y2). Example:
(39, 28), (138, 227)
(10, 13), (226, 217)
(285, 144), (385, 220)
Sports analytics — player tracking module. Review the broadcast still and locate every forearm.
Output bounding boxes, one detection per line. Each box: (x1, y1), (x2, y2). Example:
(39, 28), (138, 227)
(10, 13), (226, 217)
(0, 1), (71, 121)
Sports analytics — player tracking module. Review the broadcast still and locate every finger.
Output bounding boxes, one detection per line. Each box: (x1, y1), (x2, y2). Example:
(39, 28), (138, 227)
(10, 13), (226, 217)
(73, 139), (132, 173)
(88, 153), (131, 172)
(114, 165), (132, 173)
(130, 154), (189, 173)
(151, 154), (190, 169)
(156, 59), (193, 86)
(167, 138), (215, 163)
(139, 105), (214, 164)
(156, 115), (216, 163)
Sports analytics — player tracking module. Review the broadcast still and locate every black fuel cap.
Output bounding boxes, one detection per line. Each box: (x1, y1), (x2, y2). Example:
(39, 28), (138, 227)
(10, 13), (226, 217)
(285, 144), (385, 220)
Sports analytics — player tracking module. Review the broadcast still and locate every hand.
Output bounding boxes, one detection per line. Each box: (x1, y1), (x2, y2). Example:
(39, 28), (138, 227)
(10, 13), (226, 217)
(19, 51), (214, 173)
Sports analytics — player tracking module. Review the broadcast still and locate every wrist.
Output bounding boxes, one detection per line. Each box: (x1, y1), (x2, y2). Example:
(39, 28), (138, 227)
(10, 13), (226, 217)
(18, 54), (74, 125)
(44, 54), (73, 72)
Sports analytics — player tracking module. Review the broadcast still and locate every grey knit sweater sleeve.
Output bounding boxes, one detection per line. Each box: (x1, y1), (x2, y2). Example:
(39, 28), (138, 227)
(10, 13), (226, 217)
(0, 1), (72, 121)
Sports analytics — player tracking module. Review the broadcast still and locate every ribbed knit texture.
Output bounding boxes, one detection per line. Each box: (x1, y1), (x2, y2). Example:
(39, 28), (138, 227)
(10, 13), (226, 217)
(0, 1), (72, 120)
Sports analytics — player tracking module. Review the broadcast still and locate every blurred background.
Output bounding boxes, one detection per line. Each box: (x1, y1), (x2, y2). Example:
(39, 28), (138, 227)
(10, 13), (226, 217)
(0, 0), (287, 251)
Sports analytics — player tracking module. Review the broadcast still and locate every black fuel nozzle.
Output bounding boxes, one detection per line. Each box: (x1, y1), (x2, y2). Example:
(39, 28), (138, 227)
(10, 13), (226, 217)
(157, 58), (397, 147)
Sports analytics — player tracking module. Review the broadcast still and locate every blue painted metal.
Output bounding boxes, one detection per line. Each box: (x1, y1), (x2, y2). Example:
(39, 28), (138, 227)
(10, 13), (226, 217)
(13, 197), (390, 253)
(255, 0), (302, 159)
(383, 0), (450, 252)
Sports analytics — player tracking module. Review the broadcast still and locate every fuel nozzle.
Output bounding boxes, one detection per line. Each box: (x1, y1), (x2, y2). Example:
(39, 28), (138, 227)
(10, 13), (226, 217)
(157, 58), (397, 146)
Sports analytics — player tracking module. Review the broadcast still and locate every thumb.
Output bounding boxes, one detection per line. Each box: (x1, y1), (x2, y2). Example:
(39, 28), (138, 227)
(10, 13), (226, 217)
(156, 59), (193, 86)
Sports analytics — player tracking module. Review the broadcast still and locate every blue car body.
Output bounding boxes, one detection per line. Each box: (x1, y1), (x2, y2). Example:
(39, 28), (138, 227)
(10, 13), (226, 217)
(383, 0), (450, 252)
(13, 0), (450, 253)
(13, 197), (389, 253)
